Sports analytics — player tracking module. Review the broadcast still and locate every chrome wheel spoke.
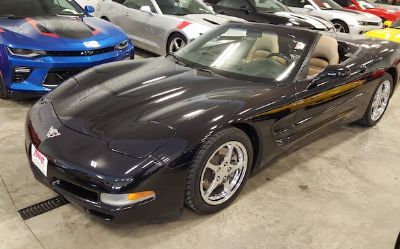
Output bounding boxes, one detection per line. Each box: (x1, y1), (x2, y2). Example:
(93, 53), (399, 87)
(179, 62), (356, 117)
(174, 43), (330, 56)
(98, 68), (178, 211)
(223, 144), (234, 164)
(205, 161), (219, 174)
(204, 175), (222, 198)
(200, 141), (248, 205)
(169, 38), (186, 54)
(370, 80), (391, 121)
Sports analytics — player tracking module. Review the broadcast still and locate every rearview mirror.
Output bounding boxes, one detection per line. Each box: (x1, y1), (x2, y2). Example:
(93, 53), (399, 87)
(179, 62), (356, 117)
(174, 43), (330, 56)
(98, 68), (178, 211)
(384, 20), (392, 28)
(84, 5), (95, 14)
(309, 65), (350, 88)
(304, 4), (315, 10)
(140, 5), (153, 14)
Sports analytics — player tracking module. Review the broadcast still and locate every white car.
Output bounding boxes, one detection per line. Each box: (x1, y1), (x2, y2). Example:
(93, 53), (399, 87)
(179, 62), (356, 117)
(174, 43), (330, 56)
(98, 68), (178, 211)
(279, 0), (383, 33)
(95, 0), (245, 55)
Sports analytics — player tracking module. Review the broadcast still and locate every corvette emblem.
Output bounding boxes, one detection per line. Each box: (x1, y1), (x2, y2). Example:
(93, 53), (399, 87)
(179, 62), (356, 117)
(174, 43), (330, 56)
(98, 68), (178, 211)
(47, 126), (61, 138)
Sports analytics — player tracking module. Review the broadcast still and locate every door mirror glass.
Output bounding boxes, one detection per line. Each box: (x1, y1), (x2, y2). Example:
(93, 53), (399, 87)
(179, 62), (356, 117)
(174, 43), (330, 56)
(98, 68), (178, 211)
(84, 5), (95, 14)
(304, 4), (315, 10)
(140, 5), (153, 14)
(309, 65), (349, 88)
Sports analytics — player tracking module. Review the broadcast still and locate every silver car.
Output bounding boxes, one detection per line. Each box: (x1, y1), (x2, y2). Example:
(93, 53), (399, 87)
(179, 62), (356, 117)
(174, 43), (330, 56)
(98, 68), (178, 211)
(279, 0), (383, 33)
(95, 0), (245, 55)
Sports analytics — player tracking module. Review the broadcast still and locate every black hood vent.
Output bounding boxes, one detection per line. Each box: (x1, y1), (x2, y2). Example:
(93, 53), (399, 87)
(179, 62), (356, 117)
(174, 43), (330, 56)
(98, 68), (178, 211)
(203, 18), (219, 25)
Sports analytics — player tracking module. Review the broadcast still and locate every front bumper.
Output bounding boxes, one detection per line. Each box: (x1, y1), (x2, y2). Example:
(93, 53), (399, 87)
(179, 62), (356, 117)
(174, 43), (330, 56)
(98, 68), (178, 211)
(2, 44), (134, 96)
(25, 101), (187, 223)
(349, 24), (383, 34)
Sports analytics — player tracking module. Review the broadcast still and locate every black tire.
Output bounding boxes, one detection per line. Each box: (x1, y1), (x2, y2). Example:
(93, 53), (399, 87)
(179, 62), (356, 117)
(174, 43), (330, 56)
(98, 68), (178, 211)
(101, 16), (110, 22)
(166, 33), (187, 55)
(332, 20), (349, 33)
(359, 73), (393, 127)
(0, 76), (10, 99)
(185, 127), (253, 214)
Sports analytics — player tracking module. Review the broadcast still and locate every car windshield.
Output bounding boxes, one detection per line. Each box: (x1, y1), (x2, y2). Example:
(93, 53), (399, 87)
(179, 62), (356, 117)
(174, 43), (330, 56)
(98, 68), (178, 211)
(0, 0), (84, 18)
(252, 0), (290, 12)
(312, 0), (342, 9)
(155, 0), (214, 15)
(174, 25), (313, 82)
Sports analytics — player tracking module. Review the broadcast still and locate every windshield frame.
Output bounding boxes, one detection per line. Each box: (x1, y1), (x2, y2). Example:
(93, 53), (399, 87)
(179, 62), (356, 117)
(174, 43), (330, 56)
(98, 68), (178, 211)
(172, 23), (318, 84)
(0, 0), (86, 19)
(154, 0), (215, 16)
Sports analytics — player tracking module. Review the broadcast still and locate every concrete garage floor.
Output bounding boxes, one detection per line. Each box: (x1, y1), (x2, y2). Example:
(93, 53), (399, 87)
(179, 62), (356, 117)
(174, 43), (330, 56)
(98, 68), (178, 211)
(1, 50), (400, 249)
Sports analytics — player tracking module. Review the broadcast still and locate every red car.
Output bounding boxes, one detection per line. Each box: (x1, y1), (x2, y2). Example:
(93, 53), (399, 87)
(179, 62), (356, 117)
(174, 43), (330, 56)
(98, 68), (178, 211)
(333, 0), (400, 22)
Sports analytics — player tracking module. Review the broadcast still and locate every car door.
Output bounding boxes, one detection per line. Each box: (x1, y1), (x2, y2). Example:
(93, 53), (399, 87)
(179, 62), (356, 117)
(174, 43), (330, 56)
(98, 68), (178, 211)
(292, 37), (367, 140)
(116, 0), (163, 52)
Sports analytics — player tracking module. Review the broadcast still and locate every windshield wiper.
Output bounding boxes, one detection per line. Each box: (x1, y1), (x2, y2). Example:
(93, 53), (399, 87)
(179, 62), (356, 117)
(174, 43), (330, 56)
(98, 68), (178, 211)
(168, 53), (187, 67)
(196, 67), (222, 77)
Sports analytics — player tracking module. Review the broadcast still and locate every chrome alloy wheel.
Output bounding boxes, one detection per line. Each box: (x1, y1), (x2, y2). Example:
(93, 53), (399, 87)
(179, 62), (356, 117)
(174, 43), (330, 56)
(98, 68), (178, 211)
(200, 141), (248, 205)
(371, 80), (391, 121)
(333, 23), (346, 33)
(169, 37), (186, 54)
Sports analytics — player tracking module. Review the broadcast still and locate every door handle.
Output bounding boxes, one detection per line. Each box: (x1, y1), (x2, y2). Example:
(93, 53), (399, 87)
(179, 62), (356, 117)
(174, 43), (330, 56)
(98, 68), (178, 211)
(124, 12), (130, 16)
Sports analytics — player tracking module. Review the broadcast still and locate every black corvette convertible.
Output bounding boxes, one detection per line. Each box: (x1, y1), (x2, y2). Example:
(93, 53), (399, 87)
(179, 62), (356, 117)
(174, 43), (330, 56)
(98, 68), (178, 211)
(26, 23), (399, 222)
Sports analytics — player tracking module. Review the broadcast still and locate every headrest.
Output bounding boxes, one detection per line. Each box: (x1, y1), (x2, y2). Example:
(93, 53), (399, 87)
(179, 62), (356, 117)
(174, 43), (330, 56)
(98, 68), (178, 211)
(311, 36), (339, 65)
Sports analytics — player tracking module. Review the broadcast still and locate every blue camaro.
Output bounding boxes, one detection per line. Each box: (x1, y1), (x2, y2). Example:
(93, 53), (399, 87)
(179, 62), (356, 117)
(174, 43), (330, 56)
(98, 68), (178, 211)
(0, 0), (134, 99)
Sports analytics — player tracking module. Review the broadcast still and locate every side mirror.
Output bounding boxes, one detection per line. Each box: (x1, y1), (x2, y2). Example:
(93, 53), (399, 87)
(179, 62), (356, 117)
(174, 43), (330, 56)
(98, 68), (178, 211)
(140, 5), (153, 14)
(304, 4), (315, 10)
(207, 5), (214, 12)
(309, 65), (350, 88)
(85, 5), (95, 14)
(383, 20), (392, 27)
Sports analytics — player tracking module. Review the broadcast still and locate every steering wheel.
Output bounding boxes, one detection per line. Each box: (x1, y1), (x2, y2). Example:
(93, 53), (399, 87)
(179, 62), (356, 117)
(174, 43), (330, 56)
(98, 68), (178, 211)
(265, 53), (292, 64)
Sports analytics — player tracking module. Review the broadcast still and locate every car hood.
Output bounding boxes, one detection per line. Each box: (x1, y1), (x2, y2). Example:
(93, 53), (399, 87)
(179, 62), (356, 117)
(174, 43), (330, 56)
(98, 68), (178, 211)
(366, 7), (400, 15)
(324, 9), (382, 22)
(47, 57), (253, 142)
(366, 28), (400, 42)
(178, 13), (246, 27)
(274, 11), (334, 30)
(0, 16), (128, 50)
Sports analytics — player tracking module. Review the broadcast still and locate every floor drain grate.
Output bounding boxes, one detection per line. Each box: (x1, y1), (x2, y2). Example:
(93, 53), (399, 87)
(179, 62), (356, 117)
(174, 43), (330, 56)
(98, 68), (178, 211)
(18, 195), (69, 220)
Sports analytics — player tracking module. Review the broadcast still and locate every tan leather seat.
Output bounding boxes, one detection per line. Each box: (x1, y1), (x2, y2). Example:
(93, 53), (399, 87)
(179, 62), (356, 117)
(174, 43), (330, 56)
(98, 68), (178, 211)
(308, 36), (339, 76)
(247, 33), (279, 62)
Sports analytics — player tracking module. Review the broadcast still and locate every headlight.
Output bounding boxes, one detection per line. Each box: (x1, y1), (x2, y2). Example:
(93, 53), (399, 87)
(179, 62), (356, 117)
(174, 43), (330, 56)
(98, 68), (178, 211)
(7, 47), (46, 58)
(114, 40), (129, 50)
(100, 191), (156, 206)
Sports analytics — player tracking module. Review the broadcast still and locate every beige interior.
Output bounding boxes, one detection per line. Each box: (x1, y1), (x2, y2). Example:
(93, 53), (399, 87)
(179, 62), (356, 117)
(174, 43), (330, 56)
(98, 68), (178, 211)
(247, 33), (279, 62)
(308, 36), (340, 76)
